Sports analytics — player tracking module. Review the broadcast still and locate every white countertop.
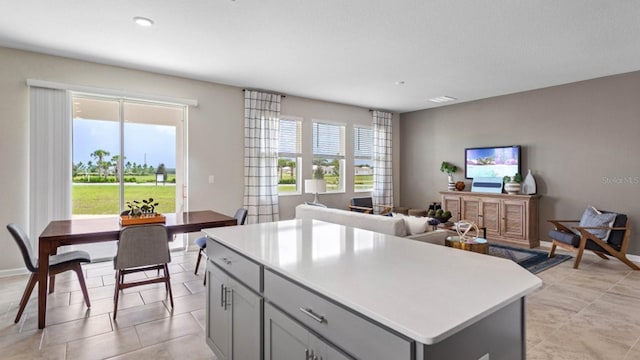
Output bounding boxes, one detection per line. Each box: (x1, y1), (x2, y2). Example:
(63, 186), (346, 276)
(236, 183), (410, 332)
(203, 219), (542, 345)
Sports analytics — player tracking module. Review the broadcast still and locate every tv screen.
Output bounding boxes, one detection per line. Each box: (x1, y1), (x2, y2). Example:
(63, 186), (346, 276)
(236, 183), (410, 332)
(465, 145), (521, 179)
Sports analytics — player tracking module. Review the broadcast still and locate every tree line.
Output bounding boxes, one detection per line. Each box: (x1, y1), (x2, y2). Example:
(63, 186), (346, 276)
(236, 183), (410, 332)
(73, 149), (169, 178)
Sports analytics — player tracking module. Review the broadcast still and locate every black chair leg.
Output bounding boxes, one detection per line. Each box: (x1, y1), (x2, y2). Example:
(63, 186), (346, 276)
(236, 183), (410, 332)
(194, 249), (203, 275)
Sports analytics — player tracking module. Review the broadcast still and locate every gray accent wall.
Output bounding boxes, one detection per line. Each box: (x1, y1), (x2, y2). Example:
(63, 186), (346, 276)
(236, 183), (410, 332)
(400, 71), (640, 255)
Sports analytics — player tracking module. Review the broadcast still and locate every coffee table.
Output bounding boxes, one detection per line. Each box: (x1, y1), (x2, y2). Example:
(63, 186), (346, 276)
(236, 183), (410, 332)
(444, 236), (489, 254)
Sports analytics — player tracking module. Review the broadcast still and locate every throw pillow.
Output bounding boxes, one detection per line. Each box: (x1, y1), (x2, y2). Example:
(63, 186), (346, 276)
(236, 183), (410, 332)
(404, 216), (430, 235)
(575, 206), (616, 240)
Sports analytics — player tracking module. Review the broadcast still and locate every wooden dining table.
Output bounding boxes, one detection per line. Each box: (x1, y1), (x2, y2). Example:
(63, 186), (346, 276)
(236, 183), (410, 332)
(37, 210), (238, 329)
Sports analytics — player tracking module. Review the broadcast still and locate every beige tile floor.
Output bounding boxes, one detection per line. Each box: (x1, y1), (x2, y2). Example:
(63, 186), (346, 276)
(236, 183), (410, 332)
(1, 248), (639, 359)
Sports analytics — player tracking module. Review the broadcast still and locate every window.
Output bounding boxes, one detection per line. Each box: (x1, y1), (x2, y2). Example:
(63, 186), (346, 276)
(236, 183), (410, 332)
(312, 121), (345, 192)
(354, 126), (373, 191)
(278, 117), (302, 194)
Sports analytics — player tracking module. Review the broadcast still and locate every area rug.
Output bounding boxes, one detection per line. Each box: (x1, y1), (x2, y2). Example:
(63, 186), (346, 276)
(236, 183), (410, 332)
(488, 243), (571, 274)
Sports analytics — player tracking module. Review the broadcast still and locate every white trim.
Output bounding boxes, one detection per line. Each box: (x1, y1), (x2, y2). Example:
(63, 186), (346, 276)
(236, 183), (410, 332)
(0, 267), (29, 278)
(26, 79), (198, 107)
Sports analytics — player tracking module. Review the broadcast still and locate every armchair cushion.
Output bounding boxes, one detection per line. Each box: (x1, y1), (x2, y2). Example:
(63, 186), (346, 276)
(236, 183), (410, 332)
(576, 207), (617, 240)
(548, 229), (579, 247)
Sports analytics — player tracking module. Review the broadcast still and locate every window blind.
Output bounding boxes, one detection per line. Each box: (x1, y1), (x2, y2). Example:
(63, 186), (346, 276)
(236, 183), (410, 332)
(312, 122), (345, 158)
(354, 126), (373, 159)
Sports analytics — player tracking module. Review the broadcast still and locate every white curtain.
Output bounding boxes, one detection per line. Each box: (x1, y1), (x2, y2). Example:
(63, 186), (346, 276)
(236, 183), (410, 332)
(29, 86), (72, 247)
(372, 110), (393, 207)
(243, 90), (281, 224)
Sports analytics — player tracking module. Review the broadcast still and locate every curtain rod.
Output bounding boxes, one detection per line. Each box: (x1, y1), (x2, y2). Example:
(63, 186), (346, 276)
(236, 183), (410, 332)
(368, 108), (394, 114)
(242, 88), (286, 98)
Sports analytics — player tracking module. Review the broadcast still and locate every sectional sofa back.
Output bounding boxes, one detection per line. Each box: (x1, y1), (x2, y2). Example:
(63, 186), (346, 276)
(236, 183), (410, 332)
(295, 204), (407, 237)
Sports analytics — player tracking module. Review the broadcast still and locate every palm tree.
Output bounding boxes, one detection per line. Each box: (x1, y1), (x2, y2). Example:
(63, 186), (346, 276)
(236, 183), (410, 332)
(90, 149), (110, 178)
(111, 155), (125, 181)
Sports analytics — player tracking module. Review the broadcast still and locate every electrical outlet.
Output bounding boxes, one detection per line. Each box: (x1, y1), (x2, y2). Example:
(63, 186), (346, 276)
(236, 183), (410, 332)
(208, 175), (215, 184)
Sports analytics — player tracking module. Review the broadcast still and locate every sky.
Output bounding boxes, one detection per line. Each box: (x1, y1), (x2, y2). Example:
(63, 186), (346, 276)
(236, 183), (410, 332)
(73, 118), (176, 168)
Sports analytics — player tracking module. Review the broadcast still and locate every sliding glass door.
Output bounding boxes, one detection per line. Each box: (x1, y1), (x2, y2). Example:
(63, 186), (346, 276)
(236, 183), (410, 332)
(71, 95), (187, 259)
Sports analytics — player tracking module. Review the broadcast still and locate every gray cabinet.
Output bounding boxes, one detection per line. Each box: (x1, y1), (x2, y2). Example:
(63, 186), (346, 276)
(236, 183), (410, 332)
(265, 303), (352, 360)
(264, 270), (411, 360)
(206, 260), (261, 360)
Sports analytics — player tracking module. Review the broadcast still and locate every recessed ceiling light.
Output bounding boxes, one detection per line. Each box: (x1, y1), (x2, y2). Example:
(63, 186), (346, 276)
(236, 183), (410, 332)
(429, 96), (457, 104)
(395, 81), (405, 85)
(133, 17), (154, 27)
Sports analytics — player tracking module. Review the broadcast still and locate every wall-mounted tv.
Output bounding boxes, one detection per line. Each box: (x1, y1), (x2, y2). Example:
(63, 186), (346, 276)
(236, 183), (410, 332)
(465, 145), (521, 179)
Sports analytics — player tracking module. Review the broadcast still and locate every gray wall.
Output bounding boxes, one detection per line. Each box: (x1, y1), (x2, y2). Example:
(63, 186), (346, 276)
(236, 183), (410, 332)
(400, 71), (640, 255)
(0, 47), (400, 273)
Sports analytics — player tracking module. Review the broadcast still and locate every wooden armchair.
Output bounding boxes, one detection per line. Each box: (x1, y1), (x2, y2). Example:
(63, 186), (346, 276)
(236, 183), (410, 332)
(547, 210), (638, 270)
(348, 197), (392, 215)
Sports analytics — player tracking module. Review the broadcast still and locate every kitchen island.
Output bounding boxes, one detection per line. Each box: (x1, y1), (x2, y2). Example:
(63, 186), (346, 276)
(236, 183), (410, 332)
(203, 219), (542, 360)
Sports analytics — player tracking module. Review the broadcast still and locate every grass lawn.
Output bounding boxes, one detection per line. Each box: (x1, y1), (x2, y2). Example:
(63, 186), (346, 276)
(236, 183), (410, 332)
(72, 184), (176, 215)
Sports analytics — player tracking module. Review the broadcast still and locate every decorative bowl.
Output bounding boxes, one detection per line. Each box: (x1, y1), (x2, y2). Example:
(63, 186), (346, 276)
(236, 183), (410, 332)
(433, 215), (452, 223)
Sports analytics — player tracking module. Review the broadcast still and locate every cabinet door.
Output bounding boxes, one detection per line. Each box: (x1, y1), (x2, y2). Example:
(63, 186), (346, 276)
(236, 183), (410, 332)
(229, 277), (262, 360)
(479, 198), (501, 238)
(207, 263), (231, 360)
(502, 200), (526, 240)
(442, 195), (461, 222)
(460, 196), (480, 223)
(265, 303), (310, 360)
(310, 333), (354, 360)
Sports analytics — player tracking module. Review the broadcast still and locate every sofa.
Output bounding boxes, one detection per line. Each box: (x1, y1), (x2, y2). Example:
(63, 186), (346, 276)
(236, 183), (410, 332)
(295, 204), (449, 246)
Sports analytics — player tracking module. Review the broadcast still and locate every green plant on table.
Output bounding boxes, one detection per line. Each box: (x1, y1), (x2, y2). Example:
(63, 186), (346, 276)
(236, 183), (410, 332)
(503, 173), (522, 183)
(126, 197), (159, 216)
(440, 161), (458, 175)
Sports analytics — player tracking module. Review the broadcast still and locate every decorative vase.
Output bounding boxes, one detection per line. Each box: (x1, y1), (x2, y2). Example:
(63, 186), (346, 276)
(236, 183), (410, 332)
(504, 177), (521, 194)
(521, 169), (537, 195)
(447, 175), (456, 191)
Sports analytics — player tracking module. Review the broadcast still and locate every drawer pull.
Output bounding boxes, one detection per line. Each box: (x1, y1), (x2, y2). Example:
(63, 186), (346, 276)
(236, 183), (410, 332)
(220, 257), (232, 265)
(299, 307), (326, 324)
(220, 284), (225, 308)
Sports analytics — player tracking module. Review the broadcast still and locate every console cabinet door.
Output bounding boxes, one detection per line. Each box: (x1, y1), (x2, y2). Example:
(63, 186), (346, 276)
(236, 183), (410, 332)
(502, 200), (526, 240)
(460, 196), (481, 223)
(442, 195), (461, 222)
(207, 263), (231, 360)
(479, 197), (501, 237)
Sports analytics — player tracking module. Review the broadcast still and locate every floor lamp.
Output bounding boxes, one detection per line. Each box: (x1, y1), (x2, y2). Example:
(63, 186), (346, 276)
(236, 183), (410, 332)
(304, 179), (326, 204)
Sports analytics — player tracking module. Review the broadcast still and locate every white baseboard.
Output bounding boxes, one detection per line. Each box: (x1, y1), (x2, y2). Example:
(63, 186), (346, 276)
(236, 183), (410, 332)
(0, 267), (29, 278)
(539, 240), (640, 264)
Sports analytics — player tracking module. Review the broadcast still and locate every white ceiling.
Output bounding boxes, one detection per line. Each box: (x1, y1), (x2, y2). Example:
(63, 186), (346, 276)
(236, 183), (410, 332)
(1, 1), (640, 113)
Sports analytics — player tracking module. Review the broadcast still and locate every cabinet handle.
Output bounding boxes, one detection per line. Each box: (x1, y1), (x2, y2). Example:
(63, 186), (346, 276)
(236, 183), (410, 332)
(220, 284), (225, 308)
(299, 307), (326, 324)
(224, 288), (233, 310)
(220, 257), (232, 265)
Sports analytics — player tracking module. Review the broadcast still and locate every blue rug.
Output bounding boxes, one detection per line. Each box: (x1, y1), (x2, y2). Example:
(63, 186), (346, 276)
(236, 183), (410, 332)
(488, 243), (571, 274)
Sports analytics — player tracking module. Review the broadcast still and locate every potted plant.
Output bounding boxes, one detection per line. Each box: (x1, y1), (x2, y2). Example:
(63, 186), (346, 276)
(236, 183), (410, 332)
(126, 197), (159, 217)
(440, 161), (458, 191)
(503, 173), (522, 194)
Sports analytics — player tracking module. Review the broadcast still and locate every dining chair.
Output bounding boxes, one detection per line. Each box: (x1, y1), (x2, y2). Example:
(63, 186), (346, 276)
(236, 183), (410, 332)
(194, 208), (248, 285)
(7, 223), (91, 323)
(113, 224), (173, 319)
